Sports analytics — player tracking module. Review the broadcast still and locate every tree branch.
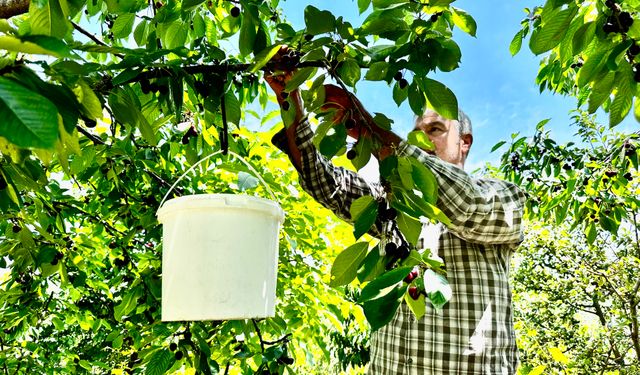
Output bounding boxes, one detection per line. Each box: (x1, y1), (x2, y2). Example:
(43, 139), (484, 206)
(0, 0), (29, 19)
(71, 21), (125, 59)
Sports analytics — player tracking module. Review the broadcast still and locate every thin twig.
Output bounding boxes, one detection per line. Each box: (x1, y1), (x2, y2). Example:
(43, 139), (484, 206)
(71, 22), (125, 59)
(76, 125), (106, 146)
(251, 319), (265, 353)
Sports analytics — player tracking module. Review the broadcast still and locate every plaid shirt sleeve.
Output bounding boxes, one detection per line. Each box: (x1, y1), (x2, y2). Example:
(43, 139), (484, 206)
(271, 120), (385, 233)
(397, 142), (526, 246)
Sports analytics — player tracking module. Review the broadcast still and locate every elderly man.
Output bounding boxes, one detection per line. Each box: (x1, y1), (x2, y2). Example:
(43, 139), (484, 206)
(266, 72), (525, 374)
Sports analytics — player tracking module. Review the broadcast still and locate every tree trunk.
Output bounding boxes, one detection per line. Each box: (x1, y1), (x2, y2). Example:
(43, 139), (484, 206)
(0, 0), (29, 19)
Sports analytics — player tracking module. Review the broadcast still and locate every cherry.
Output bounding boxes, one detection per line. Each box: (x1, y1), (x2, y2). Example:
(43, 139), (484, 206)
(12, 225), (21, 233)
(633, 64), (640, 83)
(628, 43), (640, 56)
(404, 269), (419, 283)
(184, 332), (192, 340)
(398, 245), (410, 259)
(398, 78), (408, 89)
(174, 350), (184, 360)
(346, 149), (357, 160)
(393, 71), (403, 81)
(619, 12), (633, 29)
(408, 286), (420, 300)
(384, 242), (398, 256)
(281, 101), (290, 111)
(381, 207), (397, 221)
(624, 172), (633, 181)
(345, 118), (356, 129)
(84, 118), (97, 128)
(280, 91), (289, 99)
(169, 343), (177, 352)
(140, 78), (151, 94)
(603, 22), (617, 34)
(605, 0), (616, 9)
(230, 6), (240, 17)
(605, 170), (617, 178)
(430, 13), (439, 22)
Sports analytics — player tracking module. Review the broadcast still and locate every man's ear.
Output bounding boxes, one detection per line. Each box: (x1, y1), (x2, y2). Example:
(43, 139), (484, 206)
(461, 133), (473, 158)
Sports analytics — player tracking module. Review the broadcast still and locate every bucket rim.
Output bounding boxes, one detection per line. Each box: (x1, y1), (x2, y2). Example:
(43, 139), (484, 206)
(156, 193), (285, 222)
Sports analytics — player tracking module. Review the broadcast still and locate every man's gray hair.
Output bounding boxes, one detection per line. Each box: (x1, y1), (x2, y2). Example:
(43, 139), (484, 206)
(457, 109), (472, 136)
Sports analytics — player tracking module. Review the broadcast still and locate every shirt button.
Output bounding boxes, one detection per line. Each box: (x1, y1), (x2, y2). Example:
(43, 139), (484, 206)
(407, 357), (413, 364)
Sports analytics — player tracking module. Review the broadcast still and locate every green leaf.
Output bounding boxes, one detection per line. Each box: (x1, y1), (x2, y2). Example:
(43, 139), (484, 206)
(145, 349), (174, 375)
(284, 67), (316, 92)
(0, 77), (59, 149)
(29, 0), (71, 38)
(318, 123), (347, 159)
(304, 5), (336, 35)
(528, 5), (578, 55)
(610, 68), (634, 127)
(337, 58), (361, 88)
(329, 242), (368, 287)
(163, 21), (188, 49)
(451, 7), (477, 37)
(408, 80), (426, 116)
(357, 245), (385, 282)
(358, 0), (371, 13)
(350, 195), (378, 239)
(359, 266), (413, 302)
(249, 44), (282, 73)
(362, 283), (406, 332)
(509, 29), (523, 56)
(372, 113), (393, 130)
(396, 212), (421, 246)
(182, 0), (205, 11)
(77, 79), (103, 120)
(585, 222), (597, 245)
(422, 78), (458, 120)
(423, 269), (451, 311)
(397, 157), (414, 190)
(239, 14), (257, 57)
(393, 81), (408, 106)
(587, 71), (615, 114)
(409, 157), (438, 204)
(352, 137), (372, 171)
(372, 0), (408, 8)
(404, 291), (426, 320)
(364, 61), (389, 81)
(572, 21), (595, 55)
(0, 35), (67, 57)
(407, 130), (434, 151)
(224, 90), (241, 126)
(491, 140), (507, 152)
(237, 171), (259, 191)
(360, 9), (409, 35)
(112, 13), (135, 39)
(577, 42), (608, 88)
(170, 75), (183, 120)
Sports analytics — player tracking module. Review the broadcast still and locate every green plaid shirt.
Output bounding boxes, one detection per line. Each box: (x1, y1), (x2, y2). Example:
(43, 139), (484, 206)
(273, 121), (526, 375)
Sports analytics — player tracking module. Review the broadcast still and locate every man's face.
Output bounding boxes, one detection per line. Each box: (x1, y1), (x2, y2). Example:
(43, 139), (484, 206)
(414, 111), (473, 169)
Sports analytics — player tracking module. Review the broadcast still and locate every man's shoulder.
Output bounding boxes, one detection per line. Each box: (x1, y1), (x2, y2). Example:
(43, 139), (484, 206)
(472, 176), (525, 196)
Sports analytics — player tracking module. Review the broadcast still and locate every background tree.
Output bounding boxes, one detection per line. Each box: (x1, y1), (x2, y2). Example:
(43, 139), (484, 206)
(496, 112), (639, 374)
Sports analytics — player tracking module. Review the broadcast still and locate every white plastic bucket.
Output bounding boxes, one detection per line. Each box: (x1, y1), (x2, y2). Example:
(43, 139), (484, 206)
(156, 151), (285, 321)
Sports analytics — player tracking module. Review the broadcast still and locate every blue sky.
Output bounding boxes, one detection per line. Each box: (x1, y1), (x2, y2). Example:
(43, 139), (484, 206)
(277, 0), (636, 172)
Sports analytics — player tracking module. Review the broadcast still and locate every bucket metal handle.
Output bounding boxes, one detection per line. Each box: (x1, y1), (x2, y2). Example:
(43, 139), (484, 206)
(159, 150), (278, 209)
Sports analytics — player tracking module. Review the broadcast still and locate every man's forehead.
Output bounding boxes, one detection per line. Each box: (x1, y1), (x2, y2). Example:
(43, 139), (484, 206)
(416, 111), (450, 126)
